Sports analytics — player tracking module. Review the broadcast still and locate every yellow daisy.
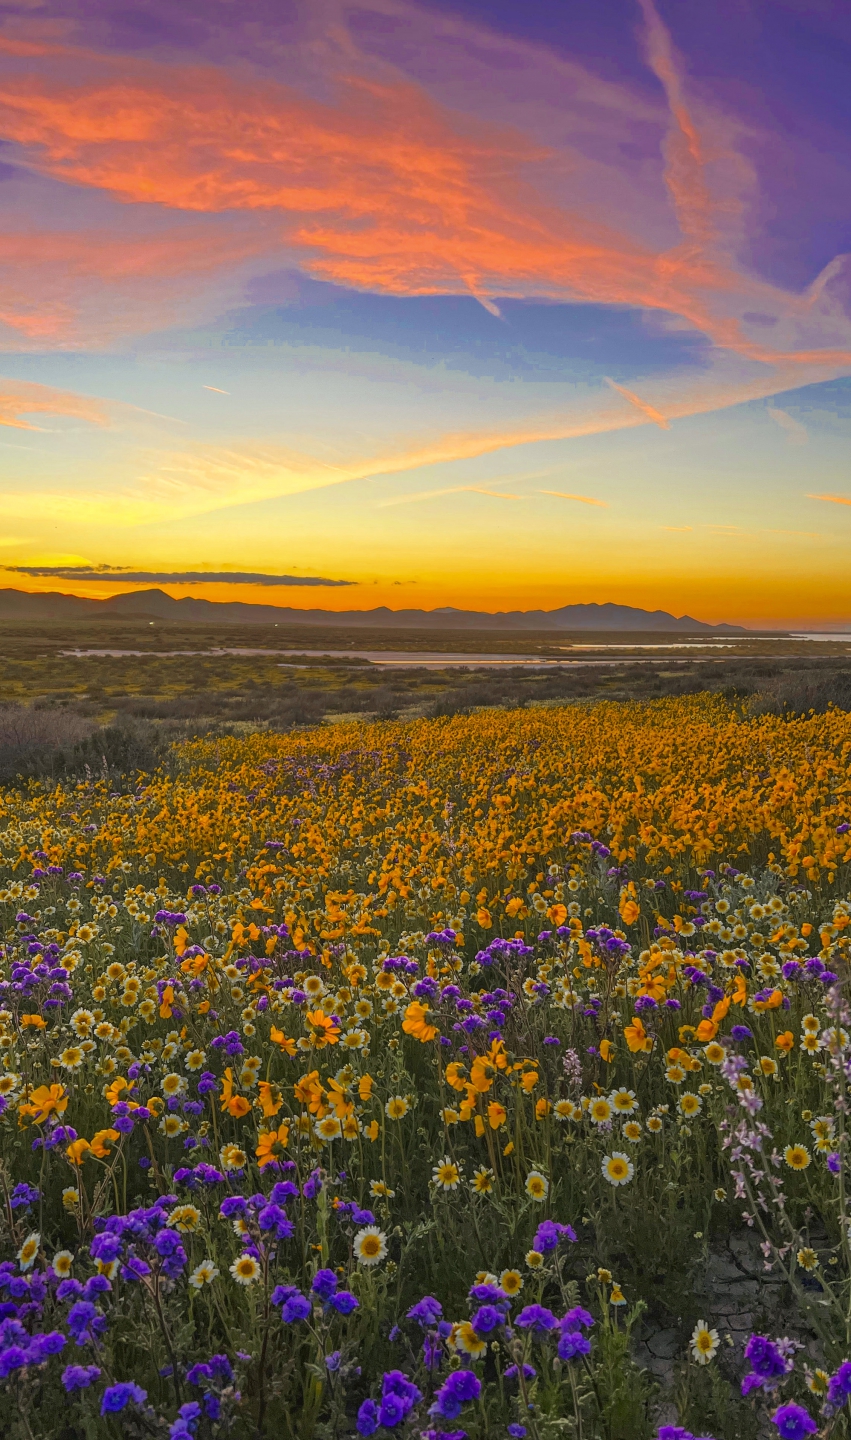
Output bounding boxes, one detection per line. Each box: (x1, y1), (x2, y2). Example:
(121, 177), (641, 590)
(499, 1269), (523, 1295)
(189, 1259), (219, 1289)
(432, 1158), (461, 1191)
(17, 1233), (40, 1271)
(601, 1152), (634, 1187)
(454, 1320), (487, 1357)
(354, 1226), (388, 1266)
(690, 1321), (719, 1365)
(525, 1171), (549, 1202)
(784, 1144), (811, 1171)
(230, 1254), (261, 1286)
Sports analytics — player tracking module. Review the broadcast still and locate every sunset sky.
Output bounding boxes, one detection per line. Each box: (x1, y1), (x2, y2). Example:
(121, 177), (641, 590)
(0, 0), (849, 627)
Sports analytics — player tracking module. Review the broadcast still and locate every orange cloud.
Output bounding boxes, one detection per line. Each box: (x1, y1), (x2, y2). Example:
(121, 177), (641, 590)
(605, 379), (669, 429)
(807, 494), (851, 507)
(0, 376), (109, 430)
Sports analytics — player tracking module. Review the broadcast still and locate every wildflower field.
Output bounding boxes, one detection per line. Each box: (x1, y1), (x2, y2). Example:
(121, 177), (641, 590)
(2, 692), (851, 1440)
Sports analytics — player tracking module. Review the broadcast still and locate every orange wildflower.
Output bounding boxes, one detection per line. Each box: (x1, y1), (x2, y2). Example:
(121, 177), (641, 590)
(624, 1017), (653, 1054)
(402, 1001), (438, 1043)
(305, 1010), (340, 1047)
(270, 1026), (297, 1057)
(619, 886), (640, 925)
(90, 1129), (120, 1158)
(220, 1068), (251, 1117)
(19, 1084), (68, 1123)
(294, 1070), (327, 1116)
(256, 1123), (290, 1167)
(256, 1081), (284, 1118)
(753, 988), (783, 1013)
(66, 1138), (91, 1165)
(325, 1078), (355, 1119)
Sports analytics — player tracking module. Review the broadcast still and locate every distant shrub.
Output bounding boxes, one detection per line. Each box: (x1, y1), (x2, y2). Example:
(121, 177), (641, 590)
(0, 707), (175, 786)
(69, 719), (172, 779)
(746, 668), (851, 717)
(0, 704), (95, 784)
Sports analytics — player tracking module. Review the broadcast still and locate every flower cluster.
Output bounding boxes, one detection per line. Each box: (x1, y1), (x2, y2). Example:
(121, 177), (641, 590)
(0, 695), (849, 1434)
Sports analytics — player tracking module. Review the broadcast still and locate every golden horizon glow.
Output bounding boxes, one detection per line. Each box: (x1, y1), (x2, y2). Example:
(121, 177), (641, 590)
(4, 553), (851, 631)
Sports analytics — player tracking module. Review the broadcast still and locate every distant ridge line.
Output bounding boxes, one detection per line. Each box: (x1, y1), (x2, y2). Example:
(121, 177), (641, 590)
(0, 587), (746, 632)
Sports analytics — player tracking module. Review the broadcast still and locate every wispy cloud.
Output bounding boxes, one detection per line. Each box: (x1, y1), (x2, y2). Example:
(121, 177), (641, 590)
(6, 566), (353, 586)
(807, 493), (851, 507)
(132, 356), (851, 522)
(636, 0), (717, 254)
(768, 407), (808, 444)
(605, 378), (669, 430)
(12, 353), (837, 531)
(0, 225), (271, 349)
(538, 490), (608, 507)
(0, 0), (848, 384)
(376, 485), (524, 509)
(662, 523), (823, 539)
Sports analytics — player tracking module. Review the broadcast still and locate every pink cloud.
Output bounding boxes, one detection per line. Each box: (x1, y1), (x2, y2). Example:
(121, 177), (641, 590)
(0, 222), (274, 344)
(0, 375), (110, 428)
